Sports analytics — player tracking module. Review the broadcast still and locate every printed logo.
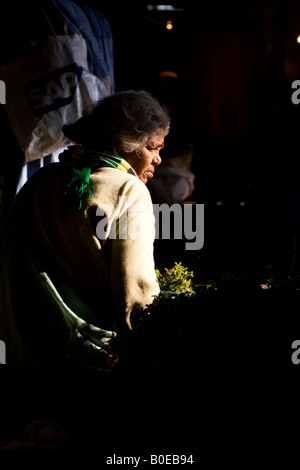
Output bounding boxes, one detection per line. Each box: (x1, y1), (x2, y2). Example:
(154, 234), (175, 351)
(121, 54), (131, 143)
(25, 63), (83, 116)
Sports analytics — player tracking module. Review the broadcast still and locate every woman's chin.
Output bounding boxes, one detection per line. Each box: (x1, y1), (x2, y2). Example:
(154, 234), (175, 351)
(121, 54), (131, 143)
(138, 175), (148, 185)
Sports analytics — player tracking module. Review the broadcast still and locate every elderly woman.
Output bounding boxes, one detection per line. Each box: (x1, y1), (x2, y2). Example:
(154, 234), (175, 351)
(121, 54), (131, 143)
(0, 89), (170, 371)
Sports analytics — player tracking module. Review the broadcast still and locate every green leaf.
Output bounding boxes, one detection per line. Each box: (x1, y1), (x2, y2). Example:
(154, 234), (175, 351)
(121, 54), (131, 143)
(155, 261), (194, 293)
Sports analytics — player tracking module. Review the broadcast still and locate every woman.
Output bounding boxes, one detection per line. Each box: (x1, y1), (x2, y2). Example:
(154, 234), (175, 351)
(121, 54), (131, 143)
(0, 89), (170, 371)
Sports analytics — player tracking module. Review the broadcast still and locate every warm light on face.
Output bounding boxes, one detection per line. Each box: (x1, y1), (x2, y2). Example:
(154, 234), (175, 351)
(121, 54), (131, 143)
(166, 20), (173, 30)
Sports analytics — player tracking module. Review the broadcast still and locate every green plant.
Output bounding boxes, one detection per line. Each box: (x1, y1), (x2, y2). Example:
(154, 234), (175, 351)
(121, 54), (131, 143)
(155, 261), (194, 293)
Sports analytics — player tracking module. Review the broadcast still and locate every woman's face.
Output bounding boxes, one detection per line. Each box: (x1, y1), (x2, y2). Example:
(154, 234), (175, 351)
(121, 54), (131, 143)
(120, 129), (166, 184)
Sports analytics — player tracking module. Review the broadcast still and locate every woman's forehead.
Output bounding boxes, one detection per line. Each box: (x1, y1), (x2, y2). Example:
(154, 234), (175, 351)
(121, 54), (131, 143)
(146, 129), (165, 146)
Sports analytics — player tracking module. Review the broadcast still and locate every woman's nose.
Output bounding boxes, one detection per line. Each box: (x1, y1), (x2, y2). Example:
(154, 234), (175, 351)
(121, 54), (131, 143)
(153, 152), (161, 166)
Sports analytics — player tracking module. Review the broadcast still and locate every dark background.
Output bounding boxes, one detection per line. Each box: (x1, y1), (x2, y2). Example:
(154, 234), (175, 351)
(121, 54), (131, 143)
(1, 0), (300, 281)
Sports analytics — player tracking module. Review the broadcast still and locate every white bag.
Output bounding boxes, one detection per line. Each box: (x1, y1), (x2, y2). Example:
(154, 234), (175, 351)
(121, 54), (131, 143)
(0, 34), (111, 162)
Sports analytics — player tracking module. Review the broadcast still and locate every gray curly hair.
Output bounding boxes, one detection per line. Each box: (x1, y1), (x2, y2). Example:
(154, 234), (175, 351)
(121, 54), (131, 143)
(62, 89), (171, 154)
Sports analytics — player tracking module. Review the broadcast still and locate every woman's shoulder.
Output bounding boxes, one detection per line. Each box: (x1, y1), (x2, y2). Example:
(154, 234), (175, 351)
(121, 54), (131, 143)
(10, 163), (62, 202)
(91, 167), (136, 183)
(90, 168), (151, 200)
(22, 162), (62, 188)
